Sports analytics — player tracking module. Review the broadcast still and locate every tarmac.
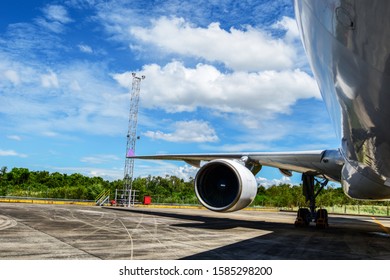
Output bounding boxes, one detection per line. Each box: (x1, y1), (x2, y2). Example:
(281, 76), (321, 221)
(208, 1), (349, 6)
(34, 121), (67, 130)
(0, 202), (390, 260)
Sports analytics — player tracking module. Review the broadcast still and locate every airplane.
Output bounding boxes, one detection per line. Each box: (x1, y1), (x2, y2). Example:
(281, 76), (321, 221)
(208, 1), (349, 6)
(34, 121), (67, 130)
(129, 0), (390, 227)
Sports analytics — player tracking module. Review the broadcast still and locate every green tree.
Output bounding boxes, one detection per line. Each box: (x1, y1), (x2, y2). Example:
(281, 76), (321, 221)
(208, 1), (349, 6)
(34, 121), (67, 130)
(0, 166), (7, 178)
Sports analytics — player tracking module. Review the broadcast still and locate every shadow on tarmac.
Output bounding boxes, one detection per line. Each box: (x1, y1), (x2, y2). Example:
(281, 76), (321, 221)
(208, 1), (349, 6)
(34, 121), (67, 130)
(105, 207), (390, 260)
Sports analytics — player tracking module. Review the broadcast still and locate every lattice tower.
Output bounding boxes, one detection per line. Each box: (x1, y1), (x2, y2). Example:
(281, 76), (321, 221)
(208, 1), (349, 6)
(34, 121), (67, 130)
(123, 73), (145, 193)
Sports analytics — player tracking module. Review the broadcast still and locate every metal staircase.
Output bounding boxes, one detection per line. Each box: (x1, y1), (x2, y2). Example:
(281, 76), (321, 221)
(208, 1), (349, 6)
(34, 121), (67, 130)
(95, 189), (110, 206)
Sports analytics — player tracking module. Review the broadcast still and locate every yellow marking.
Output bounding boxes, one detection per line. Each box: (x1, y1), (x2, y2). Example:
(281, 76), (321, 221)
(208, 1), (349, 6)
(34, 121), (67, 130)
(133, 204), (279, 212)
(371, 217), (390, 235)
(0, 198), (95, 206)
(0, 198), (279, 212)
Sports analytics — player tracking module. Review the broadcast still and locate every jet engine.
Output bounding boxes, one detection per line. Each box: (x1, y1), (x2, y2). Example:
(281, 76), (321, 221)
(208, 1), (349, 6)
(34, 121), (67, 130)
(194, 159), (258, 212)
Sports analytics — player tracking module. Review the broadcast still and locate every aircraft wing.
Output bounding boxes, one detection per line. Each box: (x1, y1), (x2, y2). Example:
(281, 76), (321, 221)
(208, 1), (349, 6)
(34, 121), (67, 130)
(129, 149), (344, 182)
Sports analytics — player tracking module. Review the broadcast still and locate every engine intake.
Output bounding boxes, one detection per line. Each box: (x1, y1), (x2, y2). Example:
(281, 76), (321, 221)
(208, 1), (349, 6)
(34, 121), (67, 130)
(195, 159), (258, 212)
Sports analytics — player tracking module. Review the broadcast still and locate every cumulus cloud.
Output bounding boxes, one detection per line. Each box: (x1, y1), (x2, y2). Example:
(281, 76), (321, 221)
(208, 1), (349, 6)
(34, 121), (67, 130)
(143, 120), (219, 143)
(171, 164), (198, 181)
(130, 16), (296, 72)
(272, 16), (300, 43)
(114, 61), (320, 123)
(134, 160), (198, 181)
(257, 176), (292, 188)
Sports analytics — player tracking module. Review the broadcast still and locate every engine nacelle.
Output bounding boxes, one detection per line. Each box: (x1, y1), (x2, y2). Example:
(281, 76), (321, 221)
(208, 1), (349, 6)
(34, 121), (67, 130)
(194, 159), (258, 212)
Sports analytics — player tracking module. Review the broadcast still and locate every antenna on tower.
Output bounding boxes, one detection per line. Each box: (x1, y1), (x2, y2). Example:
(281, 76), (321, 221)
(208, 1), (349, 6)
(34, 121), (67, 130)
(118, 72), (145, 207)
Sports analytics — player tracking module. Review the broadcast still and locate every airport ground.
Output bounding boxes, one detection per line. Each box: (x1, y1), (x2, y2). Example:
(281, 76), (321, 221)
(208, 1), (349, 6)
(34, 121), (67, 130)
(0, 202), (390, 260)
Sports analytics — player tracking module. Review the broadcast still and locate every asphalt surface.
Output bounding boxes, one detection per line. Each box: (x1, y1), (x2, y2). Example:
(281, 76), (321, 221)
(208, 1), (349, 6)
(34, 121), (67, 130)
(0, 202), (390, 260)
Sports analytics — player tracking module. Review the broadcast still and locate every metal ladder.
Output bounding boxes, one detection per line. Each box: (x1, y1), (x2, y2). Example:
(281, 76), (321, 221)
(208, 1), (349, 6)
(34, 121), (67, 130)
(95, 189), (110, 206)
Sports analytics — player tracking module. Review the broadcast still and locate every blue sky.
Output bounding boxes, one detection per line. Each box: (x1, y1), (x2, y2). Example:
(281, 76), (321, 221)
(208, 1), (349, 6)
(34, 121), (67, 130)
(0, 0), (339, 186)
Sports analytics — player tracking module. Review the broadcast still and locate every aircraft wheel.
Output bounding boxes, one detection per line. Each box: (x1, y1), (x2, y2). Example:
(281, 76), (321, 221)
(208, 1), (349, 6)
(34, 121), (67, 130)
(295, 208), (311, 227)
(315, 209), (329, 228)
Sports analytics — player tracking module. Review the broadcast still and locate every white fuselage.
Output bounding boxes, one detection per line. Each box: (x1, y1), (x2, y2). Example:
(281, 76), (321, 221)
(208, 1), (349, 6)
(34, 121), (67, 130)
(295, 0), (390, 199)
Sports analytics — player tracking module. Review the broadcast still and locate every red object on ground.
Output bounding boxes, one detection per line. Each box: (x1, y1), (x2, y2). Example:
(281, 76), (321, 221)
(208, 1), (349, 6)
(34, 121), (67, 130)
(143, 196), (151, 205)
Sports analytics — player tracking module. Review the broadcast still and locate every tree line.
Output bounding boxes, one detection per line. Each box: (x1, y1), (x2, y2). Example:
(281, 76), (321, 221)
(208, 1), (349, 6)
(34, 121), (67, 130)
(0, 166), (387, 207)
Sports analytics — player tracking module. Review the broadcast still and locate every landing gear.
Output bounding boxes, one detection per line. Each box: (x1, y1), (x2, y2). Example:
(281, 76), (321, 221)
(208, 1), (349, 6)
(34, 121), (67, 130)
(294, 174), (329, 228)
(294, 208), (312, 227)
(315, 208), (329, 228)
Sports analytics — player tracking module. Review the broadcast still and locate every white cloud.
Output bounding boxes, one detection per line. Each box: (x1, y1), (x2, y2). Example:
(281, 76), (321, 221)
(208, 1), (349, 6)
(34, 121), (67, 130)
(81, 154), (121, 164)
(0, 54), (132, 136)
(35, 18), (66, 34)
(43, 5), (72, 24)
(35, 5), (73, 34)
(7, 135), (22, 141)
(134, 160), (197, 181)
(4, 70), (20, 85)
(78, 44), (93, 53)
(41, 71), (59, 88)
(0, 54), (133, 138)
(257, 176), (292, 188)
(143, 120), (219, 143)
(0, 149), (27, 158)
(130, 16), (296, 72)
(0, 54), (39, 87)
(114, 61), (320, 122)
(171, 164), (198, 181)
(272, 16), (300, 43)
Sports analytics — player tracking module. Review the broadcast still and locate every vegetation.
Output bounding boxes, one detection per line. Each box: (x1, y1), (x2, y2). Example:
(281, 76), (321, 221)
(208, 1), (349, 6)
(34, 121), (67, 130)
(0, 166), (389, 210)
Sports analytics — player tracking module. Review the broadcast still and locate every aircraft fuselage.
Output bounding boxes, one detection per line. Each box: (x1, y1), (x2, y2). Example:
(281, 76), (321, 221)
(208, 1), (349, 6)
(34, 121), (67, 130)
(295, 0), (390, 199)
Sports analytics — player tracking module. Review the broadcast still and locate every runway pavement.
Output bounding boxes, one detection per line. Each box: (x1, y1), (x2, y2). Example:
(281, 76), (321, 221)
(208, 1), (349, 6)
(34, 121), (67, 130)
(0, 202), (390, 260)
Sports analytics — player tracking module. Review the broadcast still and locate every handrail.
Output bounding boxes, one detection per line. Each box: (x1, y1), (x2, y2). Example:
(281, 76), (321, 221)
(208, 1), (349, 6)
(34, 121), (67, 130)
(95, 189), (110, 206)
